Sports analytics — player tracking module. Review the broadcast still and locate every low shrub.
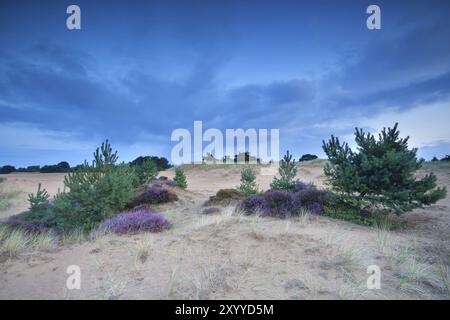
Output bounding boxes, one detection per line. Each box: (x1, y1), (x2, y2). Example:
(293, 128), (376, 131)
(205, 188), (244, 206)
(149, 179), (177, 188)
(132, 186), (178, 206)
(99, 209), (171, 234)
(238, 182), (328, 218)
(239, 195), (268, 215)
(263, 189), (295, 218)
(2, 211), (55, 234)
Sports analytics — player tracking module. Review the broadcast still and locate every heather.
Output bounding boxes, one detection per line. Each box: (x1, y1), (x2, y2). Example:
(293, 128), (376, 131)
(132, 186), (178, 206)
(99, 209), (171, 234)
(238, 183), (327, 218)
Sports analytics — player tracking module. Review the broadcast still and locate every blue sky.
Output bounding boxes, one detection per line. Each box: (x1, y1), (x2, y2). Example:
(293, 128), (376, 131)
(1, 0), (450, 167)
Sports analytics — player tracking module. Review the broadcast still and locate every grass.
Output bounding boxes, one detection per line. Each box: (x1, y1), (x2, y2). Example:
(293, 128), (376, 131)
(0, 178), (20, 211)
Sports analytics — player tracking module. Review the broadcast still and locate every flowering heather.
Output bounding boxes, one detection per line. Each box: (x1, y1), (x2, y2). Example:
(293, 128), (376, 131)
(237, 181), (327, 218)
(263, 189), (295, 218)
(133, 186), (178, 206)
(2, 214), (49, 233)
(239, 195), (268, 215)
(99, 209), (171, 234)
(307, 202), (323, 214)
(148, 179), (177, 188)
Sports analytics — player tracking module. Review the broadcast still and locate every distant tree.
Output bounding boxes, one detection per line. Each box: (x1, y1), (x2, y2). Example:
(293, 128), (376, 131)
(40, 161), (71, 173)
(431, 157), (439, 162)
(134, 158), (158, 184)
(441, 155), (450, 162)
(131, 156), (171, 171)
(270, 150), (297, 190)
(0, 165), (16, 174)
(299, 154), (318, 162)
(323, 123), (447, 215)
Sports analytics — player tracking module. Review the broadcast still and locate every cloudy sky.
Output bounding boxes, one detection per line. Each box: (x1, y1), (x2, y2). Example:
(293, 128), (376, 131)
(1, 0), (450, 167)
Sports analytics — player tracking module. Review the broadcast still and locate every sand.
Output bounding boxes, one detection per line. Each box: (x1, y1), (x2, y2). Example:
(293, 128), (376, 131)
(0, 161), (449, 299)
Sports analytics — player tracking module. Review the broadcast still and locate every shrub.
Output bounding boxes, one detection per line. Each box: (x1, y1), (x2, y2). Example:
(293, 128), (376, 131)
(174, 167), (187, 189)
(149, 179), (177, 188)
(2, 212), (54, 234)
(132, 186), (178, 206)
(99, 209), (171, 235)
(293, 184), (326, 210)
(206, 189), (244, 206)
(134, 158), (158, 185)
(323, 123), (447, 215)
(238, 166), (258, 195)
(263, 189), (295, 218)
(299, 154), (318, 162)
(130, 156), (172, 171)
(239, 195), (268, 215)
(270, 150), (297, 190)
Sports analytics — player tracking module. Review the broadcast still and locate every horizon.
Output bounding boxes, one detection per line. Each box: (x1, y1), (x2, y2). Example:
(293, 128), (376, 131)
(1, 0), (450, 167)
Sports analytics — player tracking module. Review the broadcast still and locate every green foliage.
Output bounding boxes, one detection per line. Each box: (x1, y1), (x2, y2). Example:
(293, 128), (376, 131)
(238, 166), (258, 195)
(270, 150), (297, 190)
(28, 183), (50, 214)
(441, 155), (450, 162)
(93, 139), (118, 174)
(52, 163), (138, 230)
(134, 158), (158, 184)
(130, 156), (172, 171)
(299, 154), (318, 162)
(174, 167), (187, 189)
(322, 123), (447, 215)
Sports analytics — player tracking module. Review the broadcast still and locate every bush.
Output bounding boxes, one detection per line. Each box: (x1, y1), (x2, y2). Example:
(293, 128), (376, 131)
(263, 189), (295, 218)
(239, 195), (268, 215)
(238, 182), (328, 217)
(206, 188), (244, 206)
(299, 154), (318, 162)
(174, 167), (187, 189)
(323, 123), (446, 215)
(238, 166), (258, 195)
(99, 209), (171, 235)
(132, 186), (178, 206)
(2, 211), (55, 234)
(134, 158), (158, 185)
(270, 150), (297, 190)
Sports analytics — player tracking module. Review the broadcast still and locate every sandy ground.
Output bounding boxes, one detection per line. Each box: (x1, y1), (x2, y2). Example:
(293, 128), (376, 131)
(0, 161), (449, 300)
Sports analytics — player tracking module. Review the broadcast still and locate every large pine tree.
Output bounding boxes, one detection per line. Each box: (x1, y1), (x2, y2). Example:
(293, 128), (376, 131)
(322, 123), (446, 215)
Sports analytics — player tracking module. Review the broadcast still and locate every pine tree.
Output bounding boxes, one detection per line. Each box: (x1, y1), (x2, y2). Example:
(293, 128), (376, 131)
(239, 166), (258, 195)
(322, 123), (447, 215)
(174, 167), (187, 189)
(93, 139), (118, 174)
(270, 150), (297, 190)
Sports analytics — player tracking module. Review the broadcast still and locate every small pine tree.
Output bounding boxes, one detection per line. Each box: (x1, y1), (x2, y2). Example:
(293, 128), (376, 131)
(270, 150), (297, 190)
(239, 166), (258, 195)
(322, 123), (447, 215)
(28, 183), (50, 213)
(174, 167), (187, 189)
(93, 139), (118, 174)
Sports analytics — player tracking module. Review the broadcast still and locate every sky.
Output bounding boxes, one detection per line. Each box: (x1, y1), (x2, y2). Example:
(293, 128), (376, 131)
(1, 0), (450, 167)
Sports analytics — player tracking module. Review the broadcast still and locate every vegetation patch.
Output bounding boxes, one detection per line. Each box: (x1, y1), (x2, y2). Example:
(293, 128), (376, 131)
(205, 188), (245, 206)
(99, 209), (171, 235)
